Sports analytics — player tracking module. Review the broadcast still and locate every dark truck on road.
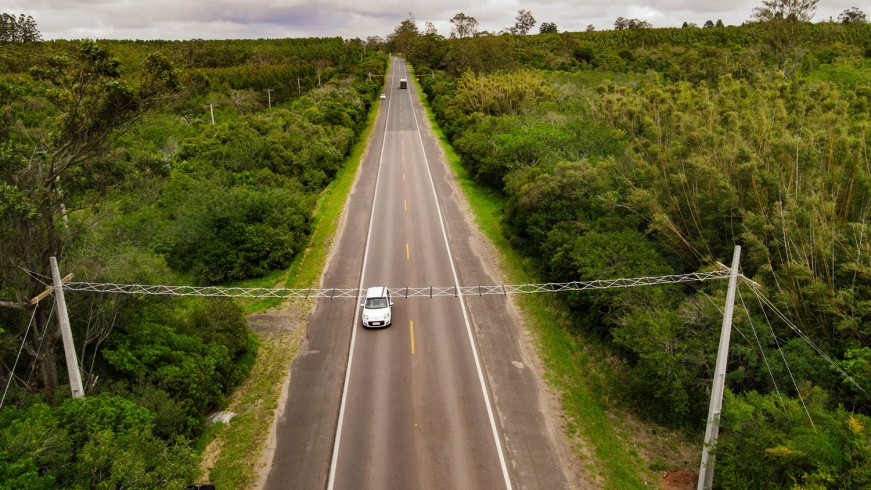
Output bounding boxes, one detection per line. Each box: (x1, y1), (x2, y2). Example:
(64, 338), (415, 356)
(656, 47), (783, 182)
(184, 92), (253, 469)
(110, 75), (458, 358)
(399, 78), (407, 89)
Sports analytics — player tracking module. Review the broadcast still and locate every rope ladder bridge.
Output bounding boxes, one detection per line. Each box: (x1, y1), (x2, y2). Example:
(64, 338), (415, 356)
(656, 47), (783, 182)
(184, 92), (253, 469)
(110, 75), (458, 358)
(61, 269), (732, 300)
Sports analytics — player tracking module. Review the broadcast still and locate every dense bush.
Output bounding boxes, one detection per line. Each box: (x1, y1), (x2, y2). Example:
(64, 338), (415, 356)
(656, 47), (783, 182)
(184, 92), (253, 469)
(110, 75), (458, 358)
(0, 394), (197, 488)
(718, 389), (871, 488)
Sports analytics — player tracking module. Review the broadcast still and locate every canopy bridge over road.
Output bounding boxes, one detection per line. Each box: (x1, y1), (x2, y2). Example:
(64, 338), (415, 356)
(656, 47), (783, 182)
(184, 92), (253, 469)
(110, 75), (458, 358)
(60, 269), (731, 300)
(25, 255), (754, 489)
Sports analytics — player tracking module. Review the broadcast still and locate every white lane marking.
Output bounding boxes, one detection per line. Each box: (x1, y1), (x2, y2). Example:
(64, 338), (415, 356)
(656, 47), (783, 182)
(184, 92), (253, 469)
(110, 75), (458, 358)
(406, 64), (514, 490)
(327, 57), (397, 490)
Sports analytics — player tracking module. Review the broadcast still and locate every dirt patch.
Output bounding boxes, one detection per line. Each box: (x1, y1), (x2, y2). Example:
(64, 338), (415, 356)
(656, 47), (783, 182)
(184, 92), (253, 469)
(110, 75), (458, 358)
(199, 435), (224, 483)
(249, 310), (302, 337)
(609, 407), (701, 485)
(661, 469), (698, 489)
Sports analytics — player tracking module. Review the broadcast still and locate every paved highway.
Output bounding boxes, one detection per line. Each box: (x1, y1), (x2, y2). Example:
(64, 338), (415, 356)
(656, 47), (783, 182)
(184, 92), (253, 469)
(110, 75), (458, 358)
(263, 58), (572, 490)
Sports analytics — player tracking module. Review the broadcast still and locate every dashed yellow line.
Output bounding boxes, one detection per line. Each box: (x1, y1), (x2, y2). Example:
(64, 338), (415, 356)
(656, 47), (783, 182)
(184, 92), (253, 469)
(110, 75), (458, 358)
(404, 199), (407, 211)
(406, 242), (410, 260)
(410, 320), (415, 354)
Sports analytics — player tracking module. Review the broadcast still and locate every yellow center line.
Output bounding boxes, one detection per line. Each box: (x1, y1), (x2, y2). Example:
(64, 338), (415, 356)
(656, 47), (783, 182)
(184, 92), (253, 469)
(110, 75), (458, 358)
(404, 199), (407, 211)
(406, 242), (410, 260)
(410, 320), (415, 354)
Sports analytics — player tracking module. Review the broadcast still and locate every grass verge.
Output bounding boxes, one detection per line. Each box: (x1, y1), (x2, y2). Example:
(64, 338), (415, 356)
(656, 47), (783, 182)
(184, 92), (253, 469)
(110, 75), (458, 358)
(194, 95), (381, 488)
(415, 81), (653, 488)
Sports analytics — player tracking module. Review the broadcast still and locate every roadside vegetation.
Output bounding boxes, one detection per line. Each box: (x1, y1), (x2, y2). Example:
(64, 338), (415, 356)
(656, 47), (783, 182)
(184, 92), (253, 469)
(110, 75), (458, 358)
(0, 30), (386, 487)
(401, 3), (871, 488)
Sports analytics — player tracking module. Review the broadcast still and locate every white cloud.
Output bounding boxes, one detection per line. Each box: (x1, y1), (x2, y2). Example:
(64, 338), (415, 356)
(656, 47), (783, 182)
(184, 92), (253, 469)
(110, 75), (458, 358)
(5, 0), (863, 40)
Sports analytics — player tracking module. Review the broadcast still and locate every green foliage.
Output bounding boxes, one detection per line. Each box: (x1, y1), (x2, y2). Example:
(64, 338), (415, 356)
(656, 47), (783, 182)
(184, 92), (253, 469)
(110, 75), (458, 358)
(718, 389), (871, 489)
(0, 13), (41, 42)
(454, 70), (551, 116)
(612, 293), (721, 424)
(0, 395), (197, 489)
(156, 181), (312, 283)
(102, 300), (256, 416)
(0, 403), (66, 489)
(186, 298), (251, 358)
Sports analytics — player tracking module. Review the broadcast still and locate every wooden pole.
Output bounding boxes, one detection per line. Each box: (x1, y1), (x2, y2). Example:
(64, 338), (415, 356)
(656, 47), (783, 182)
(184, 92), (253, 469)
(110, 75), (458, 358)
(698, 246), (741, 489)
(50, 256), (84, 398)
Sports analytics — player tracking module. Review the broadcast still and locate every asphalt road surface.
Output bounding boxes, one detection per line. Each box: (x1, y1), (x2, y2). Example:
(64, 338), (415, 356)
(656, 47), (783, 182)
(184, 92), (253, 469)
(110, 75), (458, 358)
(263, 57), (572, 490)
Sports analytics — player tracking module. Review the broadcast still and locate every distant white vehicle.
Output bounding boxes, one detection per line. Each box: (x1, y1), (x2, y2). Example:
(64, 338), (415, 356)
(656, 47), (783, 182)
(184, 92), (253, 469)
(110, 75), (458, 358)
(361, 286), (393, 328)
(380, 93), (386, 99)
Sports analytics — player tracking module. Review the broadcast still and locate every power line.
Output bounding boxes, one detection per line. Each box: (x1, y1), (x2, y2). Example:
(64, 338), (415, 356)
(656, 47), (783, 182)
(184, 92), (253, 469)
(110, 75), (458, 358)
(1, 302), (39, 409)
(737, 288), (792, 425)
(748, 284), (868, 398)
(61, 270), (731, 300)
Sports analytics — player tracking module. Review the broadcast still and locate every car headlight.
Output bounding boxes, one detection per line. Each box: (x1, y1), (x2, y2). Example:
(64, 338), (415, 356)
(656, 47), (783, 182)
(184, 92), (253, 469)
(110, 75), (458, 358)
(363, 314), (369, 321)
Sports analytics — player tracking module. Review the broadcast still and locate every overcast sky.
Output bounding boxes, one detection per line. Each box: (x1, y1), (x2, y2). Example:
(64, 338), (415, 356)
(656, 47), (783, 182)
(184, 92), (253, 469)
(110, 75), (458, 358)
(8, 1), (866, 41)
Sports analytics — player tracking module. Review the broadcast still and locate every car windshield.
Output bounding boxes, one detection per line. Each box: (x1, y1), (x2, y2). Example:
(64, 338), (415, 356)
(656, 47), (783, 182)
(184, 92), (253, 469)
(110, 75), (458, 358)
(365, 297), (388, 309)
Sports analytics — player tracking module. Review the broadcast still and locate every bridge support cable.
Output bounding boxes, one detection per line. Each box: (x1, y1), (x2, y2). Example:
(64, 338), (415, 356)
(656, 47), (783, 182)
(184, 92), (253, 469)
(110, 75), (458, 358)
(62, 270), (731, 300)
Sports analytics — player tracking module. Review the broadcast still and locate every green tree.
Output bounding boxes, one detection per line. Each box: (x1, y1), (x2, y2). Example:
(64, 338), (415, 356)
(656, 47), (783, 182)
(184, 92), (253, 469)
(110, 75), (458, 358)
(718, 389), (871, 488)
(511, 9), (536, 35)
(0, 403), (68, 488)
(387, 15), (419, 55)
(0, 40), (180, 393)
(750, 0), (819, 74)
(752, 0), (819, 22)
(102, 320), (237, 415)
(450, 13), (478, 39)
(57, 394), (196, 488)
(0, 13), (41, 42)
(614, 17), (652, 30)
(838, 7), (867, 24)
(539, 22), (558, 34)
(0, 395), (197, 488)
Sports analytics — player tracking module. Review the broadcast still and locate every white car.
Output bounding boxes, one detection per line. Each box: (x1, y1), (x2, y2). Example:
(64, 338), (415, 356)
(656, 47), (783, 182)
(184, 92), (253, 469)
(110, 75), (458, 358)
(361, 286), (392, 328)
(380, 93), (386, 99)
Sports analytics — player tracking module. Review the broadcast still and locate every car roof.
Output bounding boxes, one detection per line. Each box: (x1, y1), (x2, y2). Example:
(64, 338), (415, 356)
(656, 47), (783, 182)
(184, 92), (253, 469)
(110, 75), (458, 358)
(365, 286), (387, 298)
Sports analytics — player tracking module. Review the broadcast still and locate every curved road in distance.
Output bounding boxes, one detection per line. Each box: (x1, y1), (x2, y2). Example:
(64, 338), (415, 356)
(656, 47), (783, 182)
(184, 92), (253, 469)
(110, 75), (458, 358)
(263, 57), (572, 490)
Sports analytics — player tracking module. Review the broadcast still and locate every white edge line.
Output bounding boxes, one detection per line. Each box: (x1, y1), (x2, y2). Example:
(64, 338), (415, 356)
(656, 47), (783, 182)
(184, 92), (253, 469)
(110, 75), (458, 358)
(326, 57), (396, 490)
(407, 64), (514, 490)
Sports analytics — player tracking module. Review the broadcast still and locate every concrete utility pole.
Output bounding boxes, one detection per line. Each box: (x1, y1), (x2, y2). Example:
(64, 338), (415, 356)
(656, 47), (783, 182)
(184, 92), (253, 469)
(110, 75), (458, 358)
(265, 88), (273, 109)
(698, 245), (741, 490)
(50, 256), (84, 399)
